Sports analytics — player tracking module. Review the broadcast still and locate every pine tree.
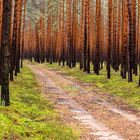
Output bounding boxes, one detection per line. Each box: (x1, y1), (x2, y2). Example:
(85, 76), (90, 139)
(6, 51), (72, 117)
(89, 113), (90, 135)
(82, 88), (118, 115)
(1, 0), (12, 106)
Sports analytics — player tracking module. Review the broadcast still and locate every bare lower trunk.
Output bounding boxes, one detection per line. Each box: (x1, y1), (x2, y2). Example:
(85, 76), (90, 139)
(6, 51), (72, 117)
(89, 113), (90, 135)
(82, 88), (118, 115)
(1, 0), (12, 106)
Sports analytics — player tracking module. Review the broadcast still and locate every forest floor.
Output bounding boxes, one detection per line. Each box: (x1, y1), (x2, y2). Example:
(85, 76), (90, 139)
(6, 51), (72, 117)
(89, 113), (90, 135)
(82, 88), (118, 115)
(27, 62), (140, 140)
(0, 66), (78, 140)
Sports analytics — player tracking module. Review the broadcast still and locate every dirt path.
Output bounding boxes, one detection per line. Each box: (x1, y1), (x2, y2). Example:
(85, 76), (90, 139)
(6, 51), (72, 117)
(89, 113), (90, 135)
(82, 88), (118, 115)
(28, 64), (140, 140)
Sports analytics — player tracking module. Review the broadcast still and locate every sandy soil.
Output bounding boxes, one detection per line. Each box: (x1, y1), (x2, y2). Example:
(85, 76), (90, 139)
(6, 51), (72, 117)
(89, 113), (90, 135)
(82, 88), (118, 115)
(28, 64), (140, 140)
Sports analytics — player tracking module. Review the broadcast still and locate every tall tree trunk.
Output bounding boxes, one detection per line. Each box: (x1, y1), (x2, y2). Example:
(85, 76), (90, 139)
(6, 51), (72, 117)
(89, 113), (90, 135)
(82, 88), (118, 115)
(80, 0), (84, 70)
(15, 0), (23, 76)
(127, 0), (133, 82)
(138, 0), (140, 86)
(1, 0), (12, 106)
(87, 0), (90, 73)
(132, 0), (137, 75)
(10, 0), (19, 81)
(94, 0), (101, 75)
(121, 0), (128, 79)
(107, 0), (113, 79)
(83, 0), (87, 72)
(21, 0), (26, 68)
(0, 1), (3, 85)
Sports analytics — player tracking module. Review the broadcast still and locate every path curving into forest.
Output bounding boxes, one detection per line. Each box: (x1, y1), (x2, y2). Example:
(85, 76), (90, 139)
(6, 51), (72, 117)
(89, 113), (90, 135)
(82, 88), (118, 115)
(28, 64), (140, 140)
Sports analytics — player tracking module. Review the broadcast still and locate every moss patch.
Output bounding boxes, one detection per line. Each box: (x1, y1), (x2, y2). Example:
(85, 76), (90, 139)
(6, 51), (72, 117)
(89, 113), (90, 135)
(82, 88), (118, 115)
(0, 67), (79, 140)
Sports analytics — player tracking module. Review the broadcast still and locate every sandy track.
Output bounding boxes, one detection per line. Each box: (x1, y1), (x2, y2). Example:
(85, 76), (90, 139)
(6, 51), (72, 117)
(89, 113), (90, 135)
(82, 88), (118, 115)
(28, 64), (140, 140)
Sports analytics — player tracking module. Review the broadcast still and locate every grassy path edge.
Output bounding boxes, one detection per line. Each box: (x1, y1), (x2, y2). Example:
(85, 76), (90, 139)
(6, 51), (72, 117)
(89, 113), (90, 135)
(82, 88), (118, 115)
(43, 63), (140, 111)
(0, 66), (79, 140)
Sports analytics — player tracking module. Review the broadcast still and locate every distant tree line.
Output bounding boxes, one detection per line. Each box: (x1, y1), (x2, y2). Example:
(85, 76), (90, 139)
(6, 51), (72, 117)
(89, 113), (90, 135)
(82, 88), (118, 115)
(24, 0), (140, 84)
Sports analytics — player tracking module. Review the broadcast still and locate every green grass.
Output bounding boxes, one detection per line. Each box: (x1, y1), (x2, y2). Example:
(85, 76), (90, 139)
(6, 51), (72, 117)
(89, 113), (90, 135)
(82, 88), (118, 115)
(0, 67), (79, 140)
(43, 63), (140, 111)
